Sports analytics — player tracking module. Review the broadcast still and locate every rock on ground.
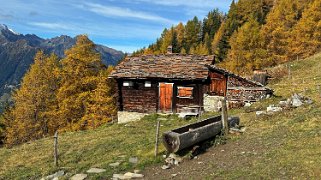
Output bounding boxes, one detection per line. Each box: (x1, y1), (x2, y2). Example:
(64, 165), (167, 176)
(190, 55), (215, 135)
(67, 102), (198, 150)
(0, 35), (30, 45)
(124, 172), (144, 178)
(70, 174), (88, 180)
(256, 111), (266, 116)
(292, 94), (303, 107)
(161, 165), (171, 170)
(86, 168), (106, 173)
(129, 157), (138, 164)
(113, 172), (144, 179)
(109, 162), (120, 167)
(267, 105), (282, 113)
(41, 170), (64, 180)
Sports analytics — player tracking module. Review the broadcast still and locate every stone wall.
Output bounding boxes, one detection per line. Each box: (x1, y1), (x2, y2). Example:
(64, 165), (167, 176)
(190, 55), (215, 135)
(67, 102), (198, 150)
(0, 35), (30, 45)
(203, 94), (222, 112)
(117, 111), (147, 124)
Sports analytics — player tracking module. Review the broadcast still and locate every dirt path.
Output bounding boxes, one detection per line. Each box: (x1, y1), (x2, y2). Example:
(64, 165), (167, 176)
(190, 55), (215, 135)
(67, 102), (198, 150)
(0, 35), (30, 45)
(142, 132), (269, 180)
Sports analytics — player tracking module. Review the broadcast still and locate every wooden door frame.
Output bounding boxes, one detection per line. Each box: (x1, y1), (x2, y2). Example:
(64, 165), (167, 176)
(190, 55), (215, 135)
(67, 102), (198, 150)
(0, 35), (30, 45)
(158, 82), (174, 113)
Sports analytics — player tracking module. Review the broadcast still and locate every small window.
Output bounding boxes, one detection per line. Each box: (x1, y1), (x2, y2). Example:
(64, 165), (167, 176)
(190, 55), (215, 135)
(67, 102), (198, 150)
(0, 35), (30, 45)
(123, 81), (133, 87)
(145, 81), (151, 87)
(177, 87), (193, 98)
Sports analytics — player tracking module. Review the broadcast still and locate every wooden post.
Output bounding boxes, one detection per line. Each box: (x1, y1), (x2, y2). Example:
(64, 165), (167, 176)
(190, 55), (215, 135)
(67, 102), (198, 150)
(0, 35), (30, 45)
(288, 65), (291, 80)
(154, 119), (161, 158)
(221, 97), (228, 135)
(54, 131), (58, 167)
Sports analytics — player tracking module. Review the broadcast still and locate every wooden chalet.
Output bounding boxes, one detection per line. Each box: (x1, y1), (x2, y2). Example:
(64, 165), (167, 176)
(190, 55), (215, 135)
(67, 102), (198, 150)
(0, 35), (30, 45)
(109, 53), (272, 121)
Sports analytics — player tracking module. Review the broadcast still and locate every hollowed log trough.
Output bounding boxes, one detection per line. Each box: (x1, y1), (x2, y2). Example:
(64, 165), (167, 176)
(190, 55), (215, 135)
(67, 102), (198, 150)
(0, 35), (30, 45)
(162, 115), (239, 153)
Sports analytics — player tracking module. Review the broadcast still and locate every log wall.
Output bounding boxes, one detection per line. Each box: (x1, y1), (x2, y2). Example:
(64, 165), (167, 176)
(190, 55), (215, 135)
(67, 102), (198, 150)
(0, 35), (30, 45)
(120, 80), (158, 113)
(173, 83), (204, 113)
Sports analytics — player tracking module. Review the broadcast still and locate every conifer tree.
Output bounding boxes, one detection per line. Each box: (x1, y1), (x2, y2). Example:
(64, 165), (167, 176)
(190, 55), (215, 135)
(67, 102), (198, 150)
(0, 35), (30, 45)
(215, 0), (239, 61)
(184, 16), (201, 53)
(81, 67), (117, 129)
(160, 27), (179, 53)
(203, 33), (212, 54)
(0, 114), (5, 144)
(57, 35), (115, 131)
(262, 0), (312, 62)
(212, 21), (226, 60)
(202, 9), (223, 41)
(226, 17), (269, 74)
(4, 51), (60, 145)
(290, 0), (321, 59)
(175, 23), (185, 52)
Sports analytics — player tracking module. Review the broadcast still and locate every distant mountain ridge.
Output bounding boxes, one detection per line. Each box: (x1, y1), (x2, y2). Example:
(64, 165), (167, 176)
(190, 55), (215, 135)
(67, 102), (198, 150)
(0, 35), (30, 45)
(0, 24), (124, 109)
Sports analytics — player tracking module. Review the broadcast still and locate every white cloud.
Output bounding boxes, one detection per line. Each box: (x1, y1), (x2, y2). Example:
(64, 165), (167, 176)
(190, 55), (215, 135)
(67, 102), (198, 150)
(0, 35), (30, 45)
(28, 22), (74, 30)
(27, 20), (162, 40)
(79, 2), (175, 24)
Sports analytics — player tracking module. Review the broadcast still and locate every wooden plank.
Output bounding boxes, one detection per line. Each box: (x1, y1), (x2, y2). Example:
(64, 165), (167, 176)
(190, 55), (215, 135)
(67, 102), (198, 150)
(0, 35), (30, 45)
(159, 83), (166, 111)
(209, 71), (227, 96)
(165, 84), (173, 111)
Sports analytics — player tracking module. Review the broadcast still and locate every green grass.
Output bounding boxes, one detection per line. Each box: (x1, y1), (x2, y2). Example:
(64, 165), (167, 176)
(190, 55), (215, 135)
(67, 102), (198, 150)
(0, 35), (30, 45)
(0, 53), (320, 179)
(205, 53), (321, 179)
(0, 113), (217, 179)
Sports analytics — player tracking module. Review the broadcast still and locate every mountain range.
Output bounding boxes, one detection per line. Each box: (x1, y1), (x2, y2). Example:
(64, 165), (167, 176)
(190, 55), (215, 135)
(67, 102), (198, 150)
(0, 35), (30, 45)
(0, 24), (124, 110)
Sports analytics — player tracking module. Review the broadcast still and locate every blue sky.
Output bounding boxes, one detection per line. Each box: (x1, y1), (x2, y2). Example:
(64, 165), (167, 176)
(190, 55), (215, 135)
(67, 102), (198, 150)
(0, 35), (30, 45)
(0, 0), (232, 53)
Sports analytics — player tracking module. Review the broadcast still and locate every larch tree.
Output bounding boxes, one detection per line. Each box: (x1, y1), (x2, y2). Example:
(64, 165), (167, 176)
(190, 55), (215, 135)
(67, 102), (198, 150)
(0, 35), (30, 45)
(203, 33), (212, 55)
(262, 0), (312, 62)
(4, 51), (60, 146)
(175, 22), (185, 52)
(226, 17), (269, 75)
(81, 66), (117, 129)
(290, 0), (321, 59)
(212, 21), (226, 60)
(57, 35), (115, 131)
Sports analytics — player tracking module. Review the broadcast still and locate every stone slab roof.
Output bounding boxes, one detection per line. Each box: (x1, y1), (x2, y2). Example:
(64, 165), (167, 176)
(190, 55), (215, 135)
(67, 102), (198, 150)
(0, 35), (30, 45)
(109, 54), (215, 80)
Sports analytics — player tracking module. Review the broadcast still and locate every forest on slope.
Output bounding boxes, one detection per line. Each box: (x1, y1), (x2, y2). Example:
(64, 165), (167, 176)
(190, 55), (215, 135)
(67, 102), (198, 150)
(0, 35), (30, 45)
(134, 0), (321, 75)
(0, 36), (117, 146)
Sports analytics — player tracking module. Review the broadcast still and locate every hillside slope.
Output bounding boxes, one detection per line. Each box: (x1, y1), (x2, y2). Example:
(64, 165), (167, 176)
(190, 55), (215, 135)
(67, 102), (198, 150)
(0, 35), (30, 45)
(0, 54), (320, 179)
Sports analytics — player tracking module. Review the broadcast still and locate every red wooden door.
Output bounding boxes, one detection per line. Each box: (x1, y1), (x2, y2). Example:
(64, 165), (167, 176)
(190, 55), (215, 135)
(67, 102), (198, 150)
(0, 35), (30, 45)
(209, 72), (227, 96)
(159, 83), (173, 112)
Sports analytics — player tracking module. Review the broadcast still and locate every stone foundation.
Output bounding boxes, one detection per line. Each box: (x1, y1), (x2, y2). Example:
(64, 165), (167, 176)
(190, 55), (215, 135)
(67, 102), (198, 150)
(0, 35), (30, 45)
(117, 111), (147, 124)
(203, 94), (223, 112)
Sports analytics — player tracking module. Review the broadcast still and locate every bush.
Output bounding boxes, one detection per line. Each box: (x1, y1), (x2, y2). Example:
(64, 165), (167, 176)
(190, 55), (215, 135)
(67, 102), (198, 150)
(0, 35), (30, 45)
(268, 65), (289, 82)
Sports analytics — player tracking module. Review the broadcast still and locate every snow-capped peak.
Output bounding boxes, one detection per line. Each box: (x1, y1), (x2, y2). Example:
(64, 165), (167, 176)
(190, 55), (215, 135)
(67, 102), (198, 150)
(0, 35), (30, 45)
(0, 24), (8, 30)
(0, 24), (21, 35)
(8, 28), (20, 35)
